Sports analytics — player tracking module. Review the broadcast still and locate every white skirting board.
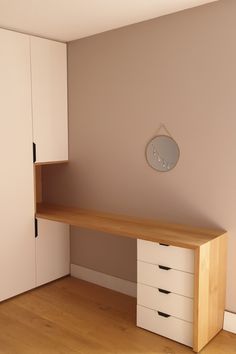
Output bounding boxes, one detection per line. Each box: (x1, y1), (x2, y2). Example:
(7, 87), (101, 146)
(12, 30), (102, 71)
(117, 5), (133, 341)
(224, 311), (236, 334)
(71, 264), (137, 298)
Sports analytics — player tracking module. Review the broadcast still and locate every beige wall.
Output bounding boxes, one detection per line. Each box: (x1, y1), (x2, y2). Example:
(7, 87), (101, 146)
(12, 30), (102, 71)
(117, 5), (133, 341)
(43, 0), (236, 312)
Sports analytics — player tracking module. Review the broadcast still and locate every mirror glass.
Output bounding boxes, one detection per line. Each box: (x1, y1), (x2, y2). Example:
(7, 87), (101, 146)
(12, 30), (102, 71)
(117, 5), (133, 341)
(146, 135), (180, 172)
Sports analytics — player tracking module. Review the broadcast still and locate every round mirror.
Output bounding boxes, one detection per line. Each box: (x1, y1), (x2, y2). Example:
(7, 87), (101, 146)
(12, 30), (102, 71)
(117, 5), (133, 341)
(146, 135), (180, 172)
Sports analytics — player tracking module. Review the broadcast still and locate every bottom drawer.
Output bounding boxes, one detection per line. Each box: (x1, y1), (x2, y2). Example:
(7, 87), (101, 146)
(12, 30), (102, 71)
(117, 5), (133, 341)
(137, 305), (193, 347)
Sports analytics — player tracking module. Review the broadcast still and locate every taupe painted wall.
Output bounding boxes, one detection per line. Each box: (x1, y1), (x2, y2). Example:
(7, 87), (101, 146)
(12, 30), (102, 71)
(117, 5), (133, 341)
(43, 0), (236, 312)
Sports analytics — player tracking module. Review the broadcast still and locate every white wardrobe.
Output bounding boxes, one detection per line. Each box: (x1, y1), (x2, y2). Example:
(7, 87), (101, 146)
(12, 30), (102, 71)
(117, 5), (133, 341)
(0, 28), (69, 302)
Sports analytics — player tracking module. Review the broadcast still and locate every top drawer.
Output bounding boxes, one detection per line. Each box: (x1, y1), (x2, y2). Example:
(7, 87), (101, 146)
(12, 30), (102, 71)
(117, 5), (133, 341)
(137, 239), (194, 273)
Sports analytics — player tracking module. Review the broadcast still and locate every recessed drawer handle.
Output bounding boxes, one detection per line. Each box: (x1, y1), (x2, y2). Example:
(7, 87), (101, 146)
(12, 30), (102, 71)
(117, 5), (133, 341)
(159, 243), (170, 247)
(157, 311), (171, 318)
(158, 265), (171, 270)
(158, 288), (171, 294)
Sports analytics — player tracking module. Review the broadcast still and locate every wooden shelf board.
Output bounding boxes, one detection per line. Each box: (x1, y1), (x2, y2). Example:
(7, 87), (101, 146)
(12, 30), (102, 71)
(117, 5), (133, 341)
(36, 204), (226, 249)
(35, 160), (68, 166)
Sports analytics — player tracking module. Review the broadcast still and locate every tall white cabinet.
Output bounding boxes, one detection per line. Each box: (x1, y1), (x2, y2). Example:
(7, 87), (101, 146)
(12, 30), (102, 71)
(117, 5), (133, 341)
(31, 36), (70, 286)
(0, 29), (36, 301)
(0, 28), (69, 301)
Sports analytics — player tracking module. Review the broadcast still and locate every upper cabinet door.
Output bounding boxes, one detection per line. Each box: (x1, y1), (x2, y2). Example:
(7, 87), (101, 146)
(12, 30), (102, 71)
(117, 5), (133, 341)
(31, 37), (68, 163)
(0, 29), (35, 301)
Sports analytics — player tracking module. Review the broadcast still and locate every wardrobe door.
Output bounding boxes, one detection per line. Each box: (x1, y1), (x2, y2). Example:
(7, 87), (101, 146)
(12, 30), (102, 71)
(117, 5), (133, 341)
(36, 219), (70, 286)
(30, 36), (68, 163)
(0, 29), (35, 301)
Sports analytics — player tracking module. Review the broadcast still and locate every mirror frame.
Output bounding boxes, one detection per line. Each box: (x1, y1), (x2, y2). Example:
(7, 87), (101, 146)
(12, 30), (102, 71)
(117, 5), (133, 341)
(145, 135), (180, 172)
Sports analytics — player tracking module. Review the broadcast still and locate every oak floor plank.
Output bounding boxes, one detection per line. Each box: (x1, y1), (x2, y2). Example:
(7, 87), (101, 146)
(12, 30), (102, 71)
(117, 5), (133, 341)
(0, 277), (235, 354)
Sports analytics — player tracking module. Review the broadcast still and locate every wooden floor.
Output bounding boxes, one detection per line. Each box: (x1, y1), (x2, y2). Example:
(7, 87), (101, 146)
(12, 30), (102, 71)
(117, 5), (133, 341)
(0, 277), (235, 354)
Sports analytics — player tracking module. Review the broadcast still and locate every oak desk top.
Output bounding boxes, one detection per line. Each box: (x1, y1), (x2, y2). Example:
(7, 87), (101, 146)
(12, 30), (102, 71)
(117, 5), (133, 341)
(36, 203), (226, 249)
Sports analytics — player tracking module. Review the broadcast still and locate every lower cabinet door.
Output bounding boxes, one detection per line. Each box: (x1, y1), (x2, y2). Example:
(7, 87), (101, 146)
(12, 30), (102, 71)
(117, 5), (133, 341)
(137, 305), (193, 347)
(36, 218), (70, 286)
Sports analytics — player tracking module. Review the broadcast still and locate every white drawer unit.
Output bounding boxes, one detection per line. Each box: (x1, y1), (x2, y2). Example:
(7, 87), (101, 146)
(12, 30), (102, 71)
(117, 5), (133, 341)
(138, 239), (194, 273)
(137, 305), (193, 347)
(137, 260), (194, 298)
(137, 239), (195, 349)
(137, 283), (193, 322)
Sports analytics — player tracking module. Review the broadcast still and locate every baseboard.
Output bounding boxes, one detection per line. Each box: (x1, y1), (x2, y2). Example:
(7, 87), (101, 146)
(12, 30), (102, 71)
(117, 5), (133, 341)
(224, 311), (236, 334)
(71, 264), (137, 298)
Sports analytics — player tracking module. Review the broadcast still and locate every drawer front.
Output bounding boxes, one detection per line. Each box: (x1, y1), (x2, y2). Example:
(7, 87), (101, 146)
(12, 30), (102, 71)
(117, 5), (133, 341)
(137, 305), (193, 347)
(137, 283), (193, 322)
(137, 261), (194, 298)
(138, 239), (194, 273)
